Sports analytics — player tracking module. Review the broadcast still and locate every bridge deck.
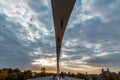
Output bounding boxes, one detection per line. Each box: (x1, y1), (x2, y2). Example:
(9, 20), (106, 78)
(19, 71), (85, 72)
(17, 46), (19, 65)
(28, 76), (84, 80)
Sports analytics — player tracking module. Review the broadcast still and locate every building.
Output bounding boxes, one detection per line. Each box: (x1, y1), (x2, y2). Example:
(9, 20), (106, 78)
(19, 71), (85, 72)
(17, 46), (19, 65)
(99, 68), (118, 80)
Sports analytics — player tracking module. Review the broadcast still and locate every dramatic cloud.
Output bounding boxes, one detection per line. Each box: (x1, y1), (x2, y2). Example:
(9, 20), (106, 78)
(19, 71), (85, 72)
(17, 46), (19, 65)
(0, 0), (120, 74)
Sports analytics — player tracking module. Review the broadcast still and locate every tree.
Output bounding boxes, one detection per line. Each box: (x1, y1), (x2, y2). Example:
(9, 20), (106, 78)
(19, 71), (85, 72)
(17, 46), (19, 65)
(41, 67), (46, 73)
(91, 75), (98, 80)
(76, 73), (87, 79)
(105, 74), (114, 80)
(8, 68), (13, 74)
(0, 69), (8, 80)
(7, 72), (18, 80)
(24, 70), (32, 79)
(17, 73), (24, 80)
(14, 68), (20, 73)
(40, 67), (46, 77)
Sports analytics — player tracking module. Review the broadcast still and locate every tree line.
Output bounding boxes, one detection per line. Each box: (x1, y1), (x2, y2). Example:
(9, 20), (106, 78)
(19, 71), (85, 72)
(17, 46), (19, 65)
(0, 68), (33, 80)
(0, 68), (119, 80)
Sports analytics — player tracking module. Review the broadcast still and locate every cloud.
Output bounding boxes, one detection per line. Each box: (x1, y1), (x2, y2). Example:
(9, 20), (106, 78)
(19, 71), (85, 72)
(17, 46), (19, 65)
(0, 0), (120, 74)
(0, 0), (55, 70)
(61, 0), (120, 73)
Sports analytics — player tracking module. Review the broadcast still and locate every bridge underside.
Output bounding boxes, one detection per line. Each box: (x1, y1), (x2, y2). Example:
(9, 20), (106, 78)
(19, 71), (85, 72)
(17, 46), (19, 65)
(51, 0), (76, 74)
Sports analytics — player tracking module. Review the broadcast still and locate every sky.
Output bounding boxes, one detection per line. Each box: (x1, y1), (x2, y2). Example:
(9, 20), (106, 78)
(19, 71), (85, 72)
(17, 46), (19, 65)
(0, 0), (120, 74)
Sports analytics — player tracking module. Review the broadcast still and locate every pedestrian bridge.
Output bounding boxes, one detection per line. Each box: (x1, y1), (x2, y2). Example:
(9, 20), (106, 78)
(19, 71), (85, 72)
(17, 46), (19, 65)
(28, 76), (84, 80)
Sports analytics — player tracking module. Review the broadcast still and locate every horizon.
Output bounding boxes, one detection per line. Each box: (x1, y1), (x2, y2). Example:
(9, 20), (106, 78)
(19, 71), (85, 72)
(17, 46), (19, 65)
(0, 67), (119, 74)
(0, 0), (120, 74)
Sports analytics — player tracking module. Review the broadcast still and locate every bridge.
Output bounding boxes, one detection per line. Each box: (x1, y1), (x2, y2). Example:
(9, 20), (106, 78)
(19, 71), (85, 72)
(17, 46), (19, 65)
(28, 76), (84, 80)
(28, 1), (82, 80)
(52, 0), (76, 74)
